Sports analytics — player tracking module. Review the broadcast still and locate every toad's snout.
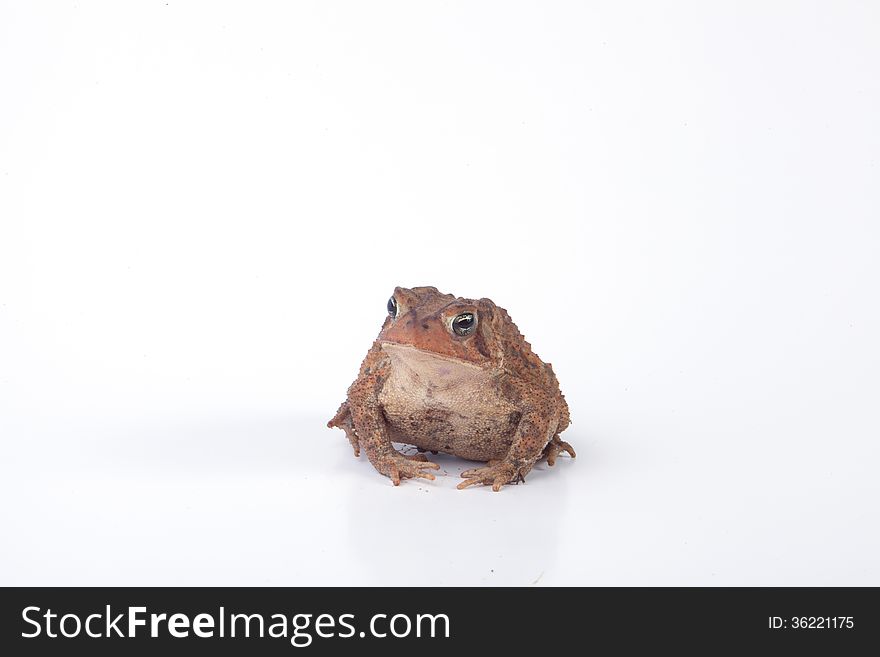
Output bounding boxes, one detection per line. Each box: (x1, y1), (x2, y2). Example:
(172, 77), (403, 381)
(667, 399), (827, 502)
(381, 314), (447, 351)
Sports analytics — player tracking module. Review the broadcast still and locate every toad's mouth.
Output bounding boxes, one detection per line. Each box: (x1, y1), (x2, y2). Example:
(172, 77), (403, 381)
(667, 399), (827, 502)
(380, 342), (486, 379)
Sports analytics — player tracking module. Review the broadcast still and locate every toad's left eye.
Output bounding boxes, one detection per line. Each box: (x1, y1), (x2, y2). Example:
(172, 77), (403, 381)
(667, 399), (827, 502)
(451, 312), (476, 336)
(387, 296), (398, 318)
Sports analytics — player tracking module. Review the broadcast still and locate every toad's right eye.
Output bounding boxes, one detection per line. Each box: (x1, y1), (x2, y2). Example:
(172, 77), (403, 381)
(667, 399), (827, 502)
(387, 296), (398, 318)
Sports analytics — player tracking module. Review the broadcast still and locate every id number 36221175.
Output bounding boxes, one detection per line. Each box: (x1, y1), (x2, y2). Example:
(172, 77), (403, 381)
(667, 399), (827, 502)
(768, 616), (854, 630)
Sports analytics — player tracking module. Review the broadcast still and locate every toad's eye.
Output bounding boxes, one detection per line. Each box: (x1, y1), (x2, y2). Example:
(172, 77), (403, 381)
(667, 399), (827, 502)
(387, 296), (398, 318)
(451, 312), (476, 336)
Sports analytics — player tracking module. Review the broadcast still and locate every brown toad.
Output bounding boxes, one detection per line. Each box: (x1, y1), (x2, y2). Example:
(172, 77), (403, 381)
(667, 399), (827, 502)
(327, 286), (575, 491)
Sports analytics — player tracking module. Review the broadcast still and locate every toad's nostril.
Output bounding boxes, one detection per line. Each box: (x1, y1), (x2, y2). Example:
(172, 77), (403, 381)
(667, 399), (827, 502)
(421, 322), (429, 330)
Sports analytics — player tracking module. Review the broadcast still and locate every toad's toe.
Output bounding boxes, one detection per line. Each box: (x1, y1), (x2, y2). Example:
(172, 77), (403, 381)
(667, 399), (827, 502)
(543, 435), (576, 467)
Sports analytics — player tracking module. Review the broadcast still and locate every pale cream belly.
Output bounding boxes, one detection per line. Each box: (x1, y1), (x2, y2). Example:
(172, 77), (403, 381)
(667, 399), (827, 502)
(378, 344), (519, 461)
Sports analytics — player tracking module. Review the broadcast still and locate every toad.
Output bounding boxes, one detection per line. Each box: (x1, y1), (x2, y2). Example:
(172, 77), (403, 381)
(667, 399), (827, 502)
(328, 286), (575, 491)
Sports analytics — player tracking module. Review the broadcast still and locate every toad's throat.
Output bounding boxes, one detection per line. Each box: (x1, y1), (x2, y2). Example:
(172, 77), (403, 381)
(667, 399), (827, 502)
(380, 341), (488, 387)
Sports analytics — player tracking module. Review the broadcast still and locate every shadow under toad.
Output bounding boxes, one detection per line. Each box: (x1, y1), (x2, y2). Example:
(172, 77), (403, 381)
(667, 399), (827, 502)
(342, 439), (583, 586)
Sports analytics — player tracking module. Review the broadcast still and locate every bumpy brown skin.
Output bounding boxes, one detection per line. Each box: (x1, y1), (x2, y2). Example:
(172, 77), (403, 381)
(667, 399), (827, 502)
(328, 286), (574, 491)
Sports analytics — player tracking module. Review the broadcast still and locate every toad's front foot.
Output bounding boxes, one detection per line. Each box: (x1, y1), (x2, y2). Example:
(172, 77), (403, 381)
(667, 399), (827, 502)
(375, 451), (440, 486)
(458, 461), (528, 492)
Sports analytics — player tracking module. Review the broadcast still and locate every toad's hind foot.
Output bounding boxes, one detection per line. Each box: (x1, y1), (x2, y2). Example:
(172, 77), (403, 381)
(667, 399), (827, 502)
(328, 402), (360, 457)
(543, 435), (576, 467)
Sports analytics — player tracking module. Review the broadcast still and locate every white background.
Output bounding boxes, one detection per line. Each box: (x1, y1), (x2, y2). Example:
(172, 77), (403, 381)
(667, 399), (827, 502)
(1, 2), (878, 586)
